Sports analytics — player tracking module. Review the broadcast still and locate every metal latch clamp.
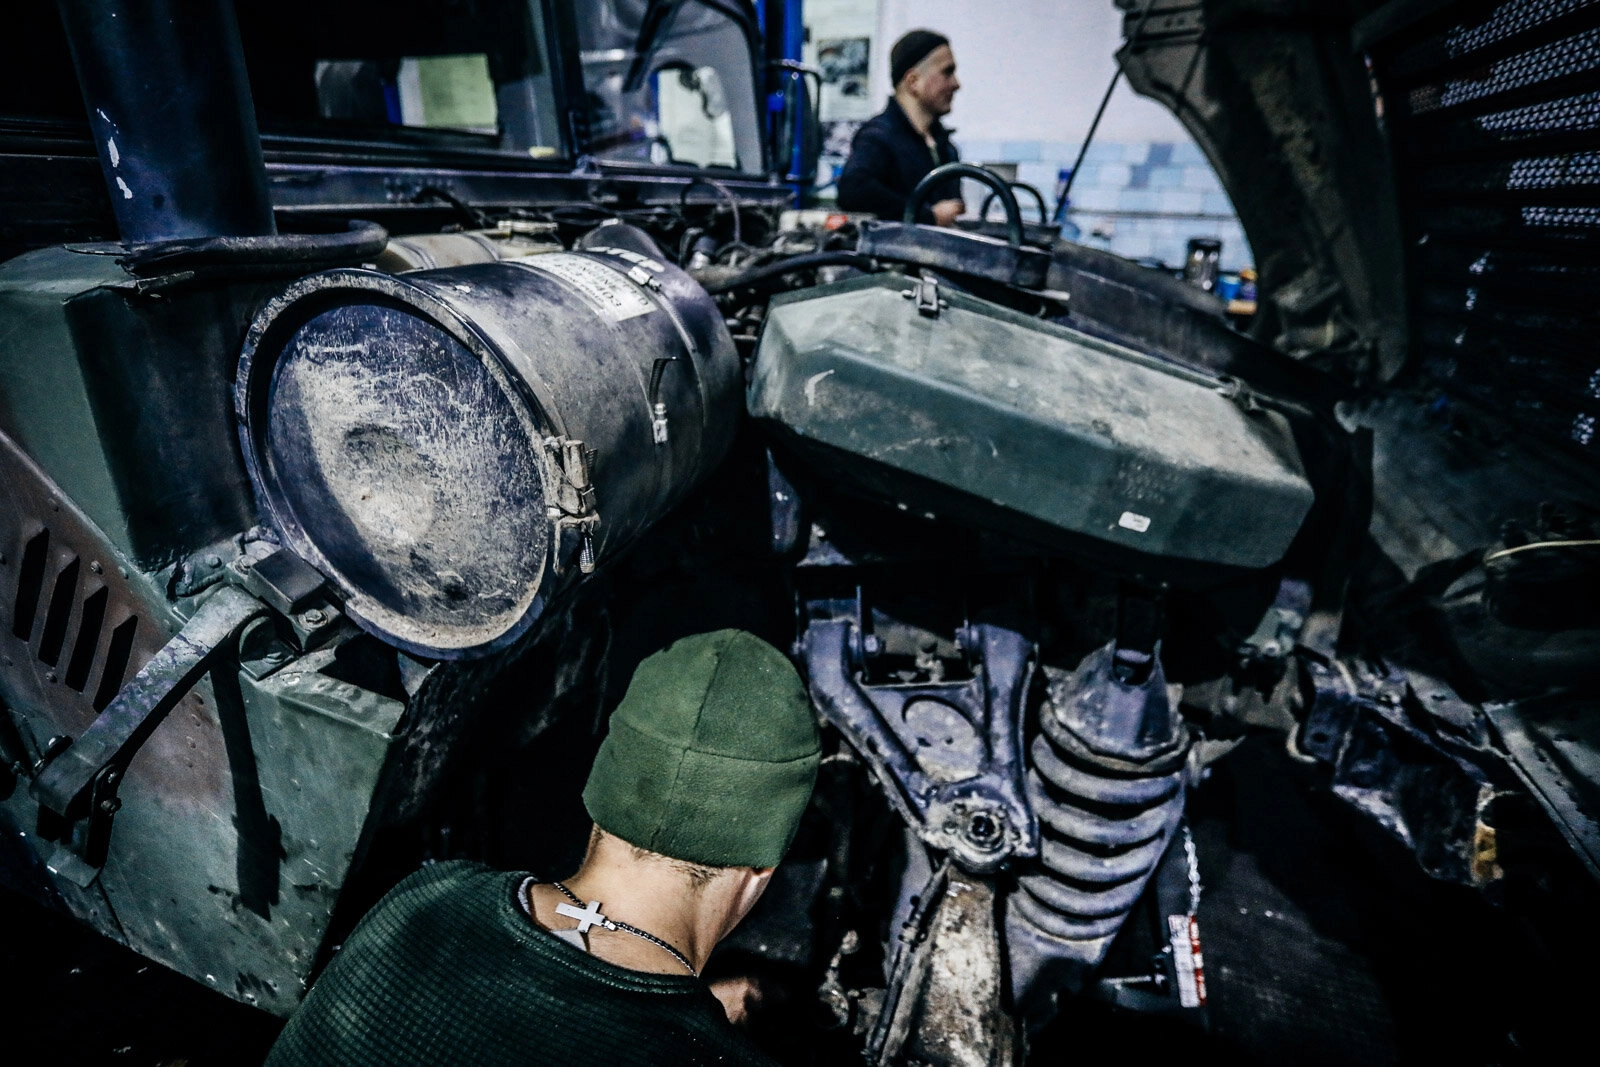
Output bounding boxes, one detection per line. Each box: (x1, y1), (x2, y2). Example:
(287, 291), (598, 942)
(545, 436), (601, 574)
(901, 275), (948, 318)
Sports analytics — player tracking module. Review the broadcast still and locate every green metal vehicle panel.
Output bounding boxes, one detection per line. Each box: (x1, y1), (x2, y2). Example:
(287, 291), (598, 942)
(749, 273), (1314, 570)
(0, 446), (405, 1015)
(0, 248), (135, 557)
(0, 247), (407, 1015)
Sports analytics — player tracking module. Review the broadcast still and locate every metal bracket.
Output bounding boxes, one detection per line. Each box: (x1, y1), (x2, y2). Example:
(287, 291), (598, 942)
(803, 618), (1038, 872)
(238, 546), (326, 616)
(31, 584), (268, 882)
(545, 436), (600, 574)
(901, 275), (947, 318)
(1239, 577), (1311, 663)
(648, 356), (677, 445)
(1298, 656), (1516, 888)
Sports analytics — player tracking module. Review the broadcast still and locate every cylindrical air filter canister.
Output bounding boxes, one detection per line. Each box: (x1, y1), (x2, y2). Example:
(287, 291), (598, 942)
(235, 248), (740, 658)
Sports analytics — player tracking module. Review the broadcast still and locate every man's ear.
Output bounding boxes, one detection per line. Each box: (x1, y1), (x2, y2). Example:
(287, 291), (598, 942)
(725, 866), (776, 931)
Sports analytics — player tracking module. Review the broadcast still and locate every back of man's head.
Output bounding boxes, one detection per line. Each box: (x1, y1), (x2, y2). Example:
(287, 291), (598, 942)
(582, 630), (820, 870)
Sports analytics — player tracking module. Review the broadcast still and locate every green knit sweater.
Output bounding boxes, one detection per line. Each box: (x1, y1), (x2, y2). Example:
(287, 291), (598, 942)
(266, 861), (773, 1067)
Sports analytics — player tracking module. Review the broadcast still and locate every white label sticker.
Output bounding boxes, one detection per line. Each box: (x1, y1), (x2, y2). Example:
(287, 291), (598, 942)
(1118, 510), (1153, 533)
(1167, 914), (1207, 1008)
(520, 254), (655, 321)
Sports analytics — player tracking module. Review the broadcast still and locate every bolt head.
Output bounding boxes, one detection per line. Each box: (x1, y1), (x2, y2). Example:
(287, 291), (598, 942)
(965, 811), (1004, 849)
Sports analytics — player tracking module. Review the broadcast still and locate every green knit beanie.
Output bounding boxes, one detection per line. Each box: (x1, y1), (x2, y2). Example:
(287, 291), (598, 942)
(583, 630), (820, 869)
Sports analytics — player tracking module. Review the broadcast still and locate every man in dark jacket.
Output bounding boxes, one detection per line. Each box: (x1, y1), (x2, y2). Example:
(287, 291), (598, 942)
(264, 630), (821, 1067)
(837, 29), (963, 225)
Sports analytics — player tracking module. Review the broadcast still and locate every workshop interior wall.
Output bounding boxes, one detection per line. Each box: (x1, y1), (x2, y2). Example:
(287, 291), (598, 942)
(957, 137), (1253, 274)
(809, 0), (1253, 272)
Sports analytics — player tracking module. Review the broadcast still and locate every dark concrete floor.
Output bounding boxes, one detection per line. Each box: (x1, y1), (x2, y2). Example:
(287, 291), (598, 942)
(1030, 734), (1597, 1066)
(3, 732), (1594, 1066)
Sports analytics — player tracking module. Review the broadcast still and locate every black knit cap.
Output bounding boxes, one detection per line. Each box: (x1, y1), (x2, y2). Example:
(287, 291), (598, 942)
(891, 29), (950, 88)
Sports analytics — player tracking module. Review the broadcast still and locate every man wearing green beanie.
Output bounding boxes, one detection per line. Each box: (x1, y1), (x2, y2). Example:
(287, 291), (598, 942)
(266, 629), (820, 1067)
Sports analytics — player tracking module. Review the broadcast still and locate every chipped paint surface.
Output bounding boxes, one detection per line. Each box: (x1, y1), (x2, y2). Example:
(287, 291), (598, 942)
(803, 367), (835, 407)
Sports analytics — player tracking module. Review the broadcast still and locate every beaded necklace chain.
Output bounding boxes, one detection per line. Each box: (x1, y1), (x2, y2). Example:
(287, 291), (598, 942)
(548, 880), (698, 978)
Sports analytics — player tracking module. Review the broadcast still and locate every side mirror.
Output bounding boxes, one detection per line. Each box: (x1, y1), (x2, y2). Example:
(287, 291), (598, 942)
(769, 59), (821, 186)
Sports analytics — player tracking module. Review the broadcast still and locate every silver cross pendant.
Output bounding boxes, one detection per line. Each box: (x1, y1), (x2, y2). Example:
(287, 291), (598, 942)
(554, 898), (609, 934)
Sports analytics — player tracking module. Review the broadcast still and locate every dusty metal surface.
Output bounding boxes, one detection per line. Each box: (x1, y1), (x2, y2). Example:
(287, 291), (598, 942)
(33, 585), (268, 880)
(237, 252), (741, 659)
(873, 869), (1017, 1067)
(260, 300), (553, 654)
(751, 273), (1314, 571)
(1, 425), (406, 1016)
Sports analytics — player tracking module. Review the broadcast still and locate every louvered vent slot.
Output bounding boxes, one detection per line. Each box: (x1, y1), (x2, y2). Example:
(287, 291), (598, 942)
(65, 586), (108, 693)
(37, 557), (80, 667)
(11, 529), (49, 641)
(94, 615), (139, 712)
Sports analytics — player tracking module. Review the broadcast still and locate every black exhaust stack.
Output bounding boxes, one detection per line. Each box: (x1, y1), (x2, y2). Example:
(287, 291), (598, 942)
(57, 0), (276, 243)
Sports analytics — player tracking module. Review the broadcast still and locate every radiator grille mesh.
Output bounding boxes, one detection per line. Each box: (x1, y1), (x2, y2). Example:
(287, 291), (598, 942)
(1375, 0), (1600, 460)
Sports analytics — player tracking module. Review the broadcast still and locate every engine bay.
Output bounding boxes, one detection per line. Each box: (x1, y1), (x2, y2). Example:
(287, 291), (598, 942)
(2, 2), (1598, 1064)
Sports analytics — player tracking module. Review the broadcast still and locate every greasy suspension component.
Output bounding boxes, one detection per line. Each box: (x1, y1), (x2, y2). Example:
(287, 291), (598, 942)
(803, 618), (1038, 873)
(1004, 592), (1190, 1015)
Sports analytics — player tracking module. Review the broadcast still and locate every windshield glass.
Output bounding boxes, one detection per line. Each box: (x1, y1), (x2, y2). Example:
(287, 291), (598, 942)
(0, 0), (567, 161)
(572, 0), (762, 172)
(237, 0), (564, 160)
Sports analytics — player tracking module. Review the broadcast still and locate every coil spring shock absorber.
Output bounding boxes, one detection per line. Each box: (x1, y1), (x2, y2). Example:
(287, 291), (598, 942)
(1005, 625), (1190, 1012)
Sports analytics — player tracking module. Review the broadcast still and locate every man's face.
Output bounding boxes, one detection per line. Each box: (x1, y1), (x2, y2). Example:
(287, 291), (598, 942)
(908, 44), (959, 117)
